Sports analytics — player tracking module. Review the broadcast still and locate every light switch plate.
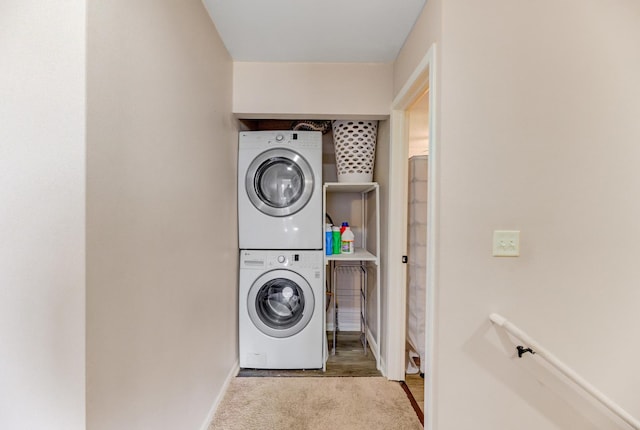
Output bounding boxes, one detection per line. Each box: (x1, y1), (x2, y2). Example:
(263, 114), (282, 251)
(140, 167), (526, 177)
(493, 230), (520, 257)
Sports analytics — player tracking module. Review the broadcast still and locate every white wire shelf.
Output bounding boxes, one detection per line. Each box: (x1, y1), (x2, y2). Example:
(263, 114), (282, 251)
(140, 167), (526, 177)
(324, 248), (377, 264)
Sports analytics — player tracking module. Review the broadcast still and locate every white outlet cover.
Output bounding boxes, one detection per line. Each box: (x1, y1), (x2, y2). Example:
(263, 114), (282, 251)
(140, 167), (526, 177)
(493, 230), (520, 257)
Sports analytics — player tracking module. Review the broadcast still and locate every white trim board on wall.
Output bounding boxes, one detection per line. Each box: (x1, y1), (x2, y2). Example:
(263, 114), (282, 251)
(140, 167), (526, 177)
(386, 44), (437, 430)
(198, 361), (240, 430)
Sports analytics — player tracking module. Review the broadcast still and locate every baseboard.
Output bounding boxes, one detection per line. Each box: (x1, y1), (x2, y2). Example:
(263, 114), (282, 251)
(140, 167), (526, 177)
(364, 330), (394, 379)
(379, 354), (388, 378)
(366, 329), (380, 367)
(198, 360), (239, 430)
(380, 357), (388, 377)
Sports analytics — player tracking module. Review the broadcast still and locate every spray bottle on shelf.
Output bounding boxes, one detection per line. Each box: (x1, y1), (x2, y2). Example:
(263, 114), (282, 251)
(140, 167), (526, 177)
(341, 226), (355, 254)
(325, 224), (333, 256)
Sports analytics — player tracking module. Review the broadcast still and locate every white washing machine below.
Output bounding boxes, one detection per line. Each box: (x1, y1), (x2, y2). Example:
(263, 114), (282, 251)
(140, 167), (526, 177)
(239, 250), (324, 369)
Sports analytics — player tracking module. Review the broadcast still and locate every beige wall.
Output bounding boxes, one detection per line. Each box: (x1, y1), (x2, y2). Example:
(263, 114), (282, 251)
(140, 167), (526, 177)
(0, 1), (86, 429)
(233, 62), (393, 118)
(396, 0), (640, 428)
(393, 0), (442, 97)
(86, 1), (237, 429)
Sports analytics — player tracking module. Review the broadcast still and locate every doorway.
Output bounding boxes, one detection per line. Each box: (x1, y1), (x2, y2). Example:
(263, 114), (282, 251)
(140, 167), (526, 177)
(404, 88), (429, 415)
(386, 44), (437, 430)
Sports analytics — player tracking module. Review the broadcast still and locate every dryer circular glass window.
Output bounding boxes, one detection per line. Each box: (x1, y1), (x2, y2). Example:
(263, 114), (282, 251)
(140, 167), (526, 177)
(245, 148), (314, 217)
(247, 269), (315, 339)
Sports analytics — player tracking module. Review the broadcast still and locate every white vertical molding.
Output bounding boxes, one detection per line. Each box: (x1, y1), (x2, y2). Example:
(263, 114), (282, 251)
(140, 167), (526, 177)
(385, 108), (410, 381)
(424, 44), (437, 430)
(387, 42), (437, 430)
(375, 184), (382, 368)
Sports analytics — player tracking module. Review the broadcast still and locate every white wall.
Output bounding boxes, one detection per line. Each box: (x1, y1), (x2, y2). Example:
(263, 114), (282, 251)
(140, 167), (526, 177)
(233, 62), (393, 118)
(86, 1), (237, 429)
(395, 0), (640, 428)
(0, 1), (86, 429)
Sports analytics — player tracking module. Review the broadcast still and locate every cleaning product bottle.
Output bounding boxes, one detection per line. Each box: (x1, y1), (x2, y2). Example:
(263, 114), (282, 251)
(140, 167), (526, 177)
(325, 224), (333, 256)
(340, 222), (349, 235)
(332, 226), (341, 255)
(341, 226), (355, 254)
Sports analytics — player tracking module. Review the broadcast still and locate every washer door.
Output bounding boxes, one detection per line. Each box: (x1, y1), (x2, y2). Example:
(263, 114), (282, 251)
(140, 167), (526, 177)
(245, 148), (314, 217)
(247, 269), (315, 338)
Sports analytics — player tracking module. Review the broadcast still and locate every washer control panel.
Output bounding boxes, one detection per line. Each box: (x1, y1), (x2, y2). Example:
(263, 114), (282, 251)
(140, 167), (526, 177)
(267, 252), (308, 268)
(240, 250), (322, 270)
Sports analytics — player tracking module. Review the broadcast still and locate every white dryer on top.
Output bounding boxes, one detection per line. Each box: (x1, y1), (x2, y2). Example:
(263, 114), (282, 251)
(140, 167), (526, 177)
(238, 131), (322, 250)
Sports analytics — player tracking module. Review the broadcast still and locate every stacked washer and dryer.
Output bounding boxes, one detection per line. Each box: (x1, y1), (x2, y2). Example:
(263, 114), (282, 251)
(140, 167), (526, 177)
(237, 131), (324, 369)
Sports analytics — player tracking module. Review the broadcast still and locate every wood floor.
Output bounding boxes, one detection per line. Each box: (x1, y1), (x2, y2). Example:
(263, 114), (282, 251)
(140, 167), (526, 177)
(238, 331), (380, 377)
(405, 372), (424, 413)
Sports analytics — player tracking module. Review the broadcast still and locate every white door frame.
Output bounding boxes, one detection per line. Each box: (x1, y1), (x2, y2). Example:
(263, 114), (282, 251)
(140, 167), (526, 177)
(386, 44), (437, 430)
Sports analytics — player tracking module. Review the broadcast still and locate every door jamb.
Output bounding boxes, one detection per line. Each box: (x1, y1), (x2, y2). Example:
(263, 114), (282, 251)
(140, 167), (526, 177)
(386, 43), (437, 430)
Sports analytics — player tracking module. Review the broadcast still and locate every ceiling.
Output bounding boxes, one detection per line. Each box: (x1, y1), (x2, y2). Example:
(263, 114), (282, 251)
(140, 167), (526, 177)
(203, 0), (427, 63)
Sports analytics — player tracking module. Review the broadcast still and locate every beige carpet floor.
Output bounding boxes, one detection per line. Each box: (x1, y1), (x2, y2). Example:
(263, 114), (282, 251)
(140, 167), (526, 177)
(209, 377), (423, 430)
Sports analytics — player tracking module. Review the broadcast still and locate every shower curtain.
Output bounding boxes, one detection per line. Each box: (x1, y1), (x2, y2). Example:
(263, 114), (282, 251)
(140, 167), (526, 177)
(406, 155), (427, 375)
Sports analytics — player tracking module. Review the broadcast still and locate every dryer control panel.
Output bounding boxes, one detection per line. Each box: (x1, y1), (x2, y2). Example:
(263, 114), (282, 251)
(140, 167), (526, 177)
(238, 130), (321, 150)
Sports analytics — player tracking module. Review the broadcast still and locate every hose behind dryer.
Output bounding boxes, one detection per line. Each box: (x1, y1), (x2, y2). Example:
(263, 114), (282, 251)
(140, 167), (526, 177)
(291, 120), (332, 134)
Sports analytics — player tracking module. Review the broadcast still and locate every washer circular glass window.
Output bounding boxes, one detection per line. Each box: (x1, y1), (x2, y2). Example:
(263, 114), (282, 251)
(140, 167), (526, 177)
(245, 149), (314, 217)
(247, 269), (315, 338)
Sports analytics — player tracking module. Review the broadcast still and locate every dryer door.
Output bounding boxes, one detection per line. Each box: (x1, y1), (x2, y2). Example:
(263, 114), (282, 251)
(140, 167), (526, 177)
(245, 148), (314, 217)
(247, 269), (315, 338)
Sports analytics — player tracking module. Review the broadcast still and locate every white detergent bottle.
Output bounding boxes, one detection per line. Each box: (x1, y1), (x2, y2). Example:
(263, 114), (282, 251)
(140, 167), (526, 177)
(341, 226), (355, 254)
